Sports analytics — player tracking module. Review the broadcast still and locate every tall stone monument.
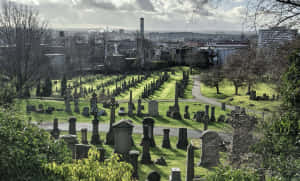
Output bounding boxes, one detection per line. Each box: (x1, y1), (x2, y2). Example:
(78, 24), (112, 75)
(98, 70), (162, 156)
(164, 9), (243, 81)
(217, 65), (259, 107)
(106, 97), (117, 145)
(90, 92), (101, 145)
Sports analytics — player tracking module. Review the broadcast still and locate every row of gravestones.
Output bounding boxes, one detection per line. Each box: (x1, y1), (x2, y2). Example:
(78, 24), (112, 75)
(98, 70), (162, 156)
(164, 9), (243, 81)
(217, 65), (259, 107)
(26, 104), (60, 114)
(50, 114), (237, 181)
(142, 72), (170, 99)
(111, 73), (151, 98)
(249, 91), (280, 101)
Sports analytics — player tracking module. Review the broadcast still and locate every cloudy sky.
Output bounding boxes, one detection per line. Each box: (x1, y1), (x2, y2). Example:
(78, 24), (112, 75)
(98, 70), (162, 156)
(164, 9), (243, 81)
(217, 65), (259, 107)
(7, 0), (247, 32)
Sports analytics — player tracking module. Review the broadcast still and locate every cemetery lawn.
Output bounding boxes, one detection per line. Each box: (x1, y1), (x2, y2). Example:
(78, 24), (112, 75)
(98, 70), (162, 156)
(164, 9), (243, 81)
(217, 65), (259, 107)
(200, 79), (282, 112)
(16, 99), (232, 133)
(58, 131), (229, 181)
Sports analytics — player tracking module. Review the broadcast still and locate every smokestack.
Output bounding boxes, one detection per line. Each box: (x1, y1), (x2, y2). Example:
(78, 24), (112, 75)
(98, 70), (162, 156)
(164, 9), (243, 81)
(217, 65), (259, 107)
(140, 17), (144, 39)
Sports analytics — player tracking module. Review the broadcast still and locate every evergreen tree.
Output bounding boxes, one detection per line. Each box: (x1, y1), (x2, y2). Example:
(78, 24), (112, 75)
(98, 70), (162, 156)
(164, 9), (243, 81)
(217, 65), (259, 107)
(254, 51), (300, 180)
(61, 75), (67, 97)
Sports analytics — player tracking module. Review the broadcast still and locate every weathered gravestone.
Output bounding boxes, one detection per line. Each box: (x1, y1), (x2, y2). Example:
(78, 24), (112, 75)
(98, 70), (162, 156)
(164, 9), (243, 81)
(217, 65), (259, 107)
(112, 119), (134, 156)
(51, 118), (60, 139)
(167, 82), (182, 120)
(186, 144), (194, 181)
(82, 107), (90, 117)
(118, 107), (126, 116)
(176, 128), (188, 150)
(147, 171), (161, 181)
(141, 125), (153, 164)
(74, 92), (80, 113)
(230, 112), (257, 167)
(137, 98), (143, 117)
(97, 147), (106, 162)
(162, 129), (171, 148)
(64, 88), (72, 113)
(195, 111), (205, 123)
(221, 102), (226, 111)
(68, 117), (76, 135)
(169, 168), (181, 181)
(148, 100), (159, 117)
(210, 106), (216, 122)
(75, 144), (91, 159)
(128, 90), (133, 116)
(198, 130), (224, 168)
(81, 128), (88, 144)
(129, 150), (140, 179)
(184, 105), (190, 119)
(90, 93), (101, 145)
(106, 97), (117, 145)
(155, 156), (167, 166)
(141, 117), (156, 147)
(60, 134), (78, 159)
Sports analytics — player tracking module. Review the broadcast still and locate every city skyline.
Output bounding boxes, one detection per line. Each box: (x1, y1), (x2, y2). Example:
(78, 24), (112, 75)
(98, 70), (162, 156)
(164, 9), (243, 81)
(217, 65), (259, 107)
(6, 0), (247, 32)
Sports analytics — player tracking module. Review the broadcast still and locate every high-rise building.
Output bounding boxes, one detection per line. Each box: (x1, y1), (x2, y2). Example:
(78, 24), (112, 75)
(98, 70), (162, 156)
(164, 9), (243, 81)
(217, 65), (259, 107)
(258, 27), (298, 47)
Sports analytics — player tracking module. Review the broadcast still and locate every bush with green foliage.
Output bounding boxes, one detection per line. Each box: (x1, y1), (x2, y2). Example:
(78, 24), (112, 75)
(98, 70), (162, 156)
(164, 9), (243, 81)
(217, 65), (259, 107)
(253, 51), (300, 180)
(205, 166), (260, 181)
(44, 147), (133, 181)
(0, 109), (72, 181)
(0, 84), (15, 106)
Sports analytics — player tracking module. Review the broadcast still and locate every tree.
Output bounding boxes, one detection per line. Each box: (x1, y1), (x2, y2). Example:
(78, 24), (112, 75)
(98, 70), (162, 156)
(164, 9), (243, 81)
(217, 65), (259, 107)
(45, 147), (133, 181)
(247, 0), (300, 30)
(201, 65), (224, 94)
(0, 109), (72, 181)
(253, 51), (300, 180)
(224, 51), (246, 95)
(61, 75), (67, 97)
(0, 1), (49, 97)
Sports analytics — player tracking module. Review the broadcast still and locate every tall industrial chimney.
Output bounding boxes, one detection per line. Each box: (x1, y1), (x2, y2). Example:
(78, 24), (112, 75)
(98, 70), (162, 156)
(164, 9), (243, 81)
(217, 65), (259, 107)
(140, 17), (144, 39)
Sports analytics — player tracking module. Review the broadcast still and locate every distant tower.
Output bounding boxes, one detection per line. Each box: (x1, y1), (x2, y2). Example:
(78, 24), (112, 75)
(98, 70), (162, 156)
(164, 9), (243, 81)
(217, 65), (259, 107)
(140, 17), (145, 68)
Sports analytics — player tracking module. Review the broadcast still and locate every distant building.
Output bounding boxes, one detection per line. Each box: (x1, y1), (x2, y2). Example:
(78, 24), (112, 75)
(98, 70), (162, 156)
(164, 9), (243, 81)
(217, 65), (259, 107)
(258, 27), (298, 48)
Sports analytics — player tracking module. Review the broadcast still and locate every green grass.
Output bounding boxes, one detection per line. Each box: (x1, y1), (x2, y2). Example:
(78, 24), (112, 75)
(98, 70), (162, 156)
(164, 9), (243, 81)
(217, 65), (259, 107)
(200, 79), (282, 112)
(16, 99), (232, 133)
(58, 131), (229, 181)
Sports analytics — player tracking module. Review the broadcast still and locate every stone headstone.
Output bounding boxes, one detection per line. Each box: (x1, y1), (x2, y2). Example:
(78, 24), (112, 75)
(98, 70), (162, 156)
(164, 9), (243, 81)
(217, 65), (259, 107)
(128, 90), (133, 116)
(176, 128), (188, 150)
(97, 147), (105, 162)
(91, 118), (101, 145)
(112, 119), (134, 156)
(60, 134), (78, 159)
(230, 113), (257, 166)
(140, 125), (153, 164)
(51, 118), (60, 139)
(137, 98), (142, 117)
(184, 105), (190, 119)
(81, 128), (88, 144)
(162, 129), (171, 148)
(148, 100), (159, 117)
(186, 144), (194, 181)
(82, 107), (90, 117)
(155, 156), (167, 166)
(205, 105), (209, 117)
(195, 111), (204, 123)
(90, 92), (98, 118)
(74, 93), (80, 113)
(75, 144), (91, 159)
(118, 107), (126, 116)
(210, 106), (216, 122)
(147, 171), (161, 181)
(106, 97), (117, 145)
(64, 88), (72, 113)
(169, 168), (181, 181)
(68, 117), (76, 135)
(129, 150), (140, 179)
(141, 117), (156, 147)
(198, 130), (223, 168)
(217, 115), (226, 122)
(221, 102), (226, 111)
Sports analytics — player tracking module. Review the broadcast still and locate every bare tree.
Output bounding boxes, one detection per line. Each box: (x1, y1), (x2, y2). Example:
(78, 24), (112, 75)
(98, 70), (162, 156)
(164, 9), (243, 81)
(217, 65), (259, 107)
(247, 0), (300, 30)
(0, 1), (48, 97)
(201, 65), (224, 94)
